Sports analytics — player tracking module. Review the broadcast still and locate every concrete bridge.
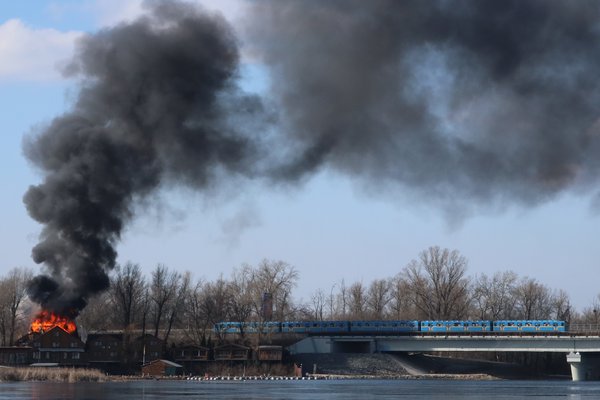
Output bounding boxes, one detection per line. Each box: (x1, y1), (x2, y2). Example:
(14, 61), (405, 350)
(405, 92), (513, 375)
(287, 335), (600, 381)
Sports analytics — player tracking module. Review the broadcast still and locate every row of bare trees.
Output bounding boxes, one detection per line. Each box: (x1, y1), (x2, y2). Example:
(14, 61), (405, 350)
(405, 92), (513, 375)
(77, 259), (300, 345)
(2, 246), (599, 345)
(309, 246), (580, 324)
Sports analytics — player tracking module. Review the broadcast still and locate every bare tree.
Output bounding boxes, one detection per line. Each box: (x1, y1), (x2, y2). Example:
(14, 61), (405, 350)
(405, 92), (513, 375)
(0, 279), (10, 345)
(336, 279), (348, 319)
(3, 268), (33, 345)
(149, 264), (181, 338)
(552, 289), (572, 323)
(389, 274), (415, 320)
(228, 266), (254, 335)
(471, 271), (517, 320)
(347, 281), (367, 320)
(512, 277), (552, 319)
(163, 271), (191, 346)
(197, 276), (233, 341)
(310, 289), (326, 321)
(247, 259), (299, 321)
(182, 278), (206, 345)
(403, 246), (470, 320)
(366, 279), (391, 319)
(110, 262), (147, 330)
(78, 291), (112, 332)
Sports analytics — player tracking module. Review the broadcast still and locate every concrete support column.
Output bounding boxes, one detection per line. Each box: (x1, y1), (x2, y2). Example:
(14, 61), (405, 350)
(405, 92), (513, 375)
(567, 352), (600, 381)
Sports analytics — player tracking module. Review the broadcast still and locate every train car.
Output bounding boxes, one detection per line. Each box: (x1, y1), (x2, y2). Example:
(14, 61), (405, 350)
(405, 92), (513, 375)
(243, 321), (282, 334)
(350, 320), (419, 334)
(281, 321), (309, 334)
(281, 320), (349, 334)
(492, 320), (566, 332)
(214, 321), (282, 335)
(420, 320), (491, 333)
(214, 321), (243, 334)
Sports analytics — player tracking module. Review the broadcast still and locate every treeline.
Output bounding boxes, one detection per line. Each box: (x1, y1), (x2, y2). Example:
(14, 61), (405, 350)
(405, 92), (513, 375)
(1, 246), (599, 346)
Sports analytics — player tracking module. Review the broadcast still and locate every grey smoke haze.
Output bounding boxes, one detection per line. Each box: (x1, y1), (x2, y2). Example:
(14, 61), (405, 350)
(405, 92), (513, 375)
(23, 0), (263, 315)
(250, 0), (600, 208)
(23, 0), (600, 314)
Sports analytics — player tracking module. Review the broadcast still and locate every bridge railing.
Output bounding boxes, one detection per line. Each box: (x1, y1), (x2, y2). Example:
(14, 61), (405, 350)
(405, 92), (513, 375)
(568, 324), (600, 334)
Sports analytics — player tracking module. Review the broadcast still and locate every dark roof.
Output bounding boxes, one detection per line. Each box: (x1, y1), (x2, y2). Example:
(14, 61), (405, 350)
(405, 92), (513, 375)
(142, 359), (183, 368)
(214, 343), (250, 350)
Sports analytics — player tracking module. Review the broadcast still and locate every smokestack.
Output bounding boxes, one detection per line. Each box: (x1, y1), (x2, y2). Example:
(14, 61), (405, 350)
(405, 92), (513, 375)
(23, 0), (263, 315)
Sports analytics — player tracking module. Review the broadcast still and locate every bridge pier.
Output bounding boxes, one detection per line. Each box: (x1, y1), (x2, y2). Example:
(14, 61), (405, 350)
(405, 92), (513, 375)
(567, 352), (600, 381)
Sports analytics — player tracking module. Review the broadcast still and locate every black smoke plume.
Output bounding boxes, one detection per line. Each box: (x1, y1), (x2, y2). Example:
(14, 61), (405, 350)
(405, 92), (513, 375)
(23, 1), (262, 315)
(249, 0), (600, 210)
(24, 0), (600, 314)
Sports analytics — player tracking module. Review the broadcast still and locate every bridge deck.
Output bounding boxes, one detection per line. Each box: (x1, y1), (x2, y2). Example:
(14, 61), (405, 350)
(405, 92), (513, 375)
(288, 335), (600, 354)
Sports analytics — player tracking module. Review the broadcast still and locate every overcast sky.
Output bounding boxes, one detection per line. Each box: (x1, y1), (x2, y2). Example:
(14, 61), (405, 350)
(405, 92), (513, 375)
(1, 0), (599, 311)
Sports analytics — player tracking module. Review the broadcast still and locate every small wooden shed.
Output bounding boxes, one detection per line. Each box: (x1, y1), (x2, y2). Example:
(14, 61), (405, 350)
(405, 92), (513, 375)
(142, 359), (183, 377)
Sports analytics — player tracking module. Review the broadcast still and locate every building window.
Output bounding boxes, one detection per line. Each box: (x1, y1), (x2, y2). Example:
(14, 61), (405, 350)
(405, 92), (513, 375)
(73, 353), (80, 360)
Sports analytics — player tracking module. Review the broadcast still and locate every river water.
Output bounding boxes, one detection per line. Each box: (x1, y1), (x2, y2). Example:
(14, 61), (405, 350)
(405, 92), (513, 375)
(1, 379), (600, 399)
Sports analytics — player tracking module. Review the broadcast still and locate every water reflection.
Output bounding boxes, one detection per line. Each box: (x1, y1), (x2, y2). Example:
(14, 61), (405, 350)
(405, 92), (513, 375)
(2, 380), (600, 400)
(30, 383), (81, 400)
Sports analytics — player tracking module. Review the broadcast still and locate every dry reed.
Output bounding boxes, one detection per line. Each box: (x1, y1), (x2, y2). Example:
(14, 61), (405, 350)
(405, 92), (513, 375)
(0, 367), (107, 382)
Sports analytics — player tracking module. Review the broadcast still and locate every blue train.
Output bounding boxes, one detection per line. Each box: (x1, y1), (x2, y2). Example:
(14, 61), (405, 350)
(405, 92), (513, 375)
(214, 319), (566, 335)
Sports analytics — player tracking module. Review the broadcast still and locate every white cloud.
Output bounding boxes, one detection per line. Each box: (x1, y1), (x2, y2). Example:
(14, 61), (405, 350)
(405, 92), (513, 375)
(0, 19), (82, 82)
(0, 1), (252, 82)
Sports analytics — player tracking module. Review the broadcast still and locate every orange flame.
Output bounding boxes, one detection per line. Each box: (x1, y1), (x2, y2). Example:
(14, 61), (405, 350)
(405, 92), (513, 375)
(30, 310), (77, 334)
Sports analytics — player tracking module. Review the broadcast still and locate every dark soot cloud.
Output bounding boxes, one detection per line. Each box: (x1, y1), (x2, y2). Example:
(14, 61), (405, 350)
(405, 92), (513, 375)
(23, 0), (600, 314)
(250, 0), (600, 208)
(23, 1), (263, 315)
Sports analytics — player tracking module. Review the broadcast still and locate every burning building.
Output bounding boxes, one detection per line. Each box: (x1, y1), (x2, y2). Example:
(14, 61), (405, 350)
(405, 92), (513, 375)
(17, 325), (85, 367)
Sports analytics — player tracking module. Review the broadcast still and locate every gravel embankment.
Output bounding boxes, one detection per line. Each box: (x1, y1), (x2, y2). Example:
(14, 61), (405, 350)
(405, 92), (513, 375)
(292, 353), (547, 380)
